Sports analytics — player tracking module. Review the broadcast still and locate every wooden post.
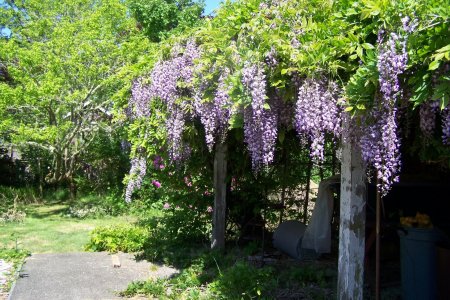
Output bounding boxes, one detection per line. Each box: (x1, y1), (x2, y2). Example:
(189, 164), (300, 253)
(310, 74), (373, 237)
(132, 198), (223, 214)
(303, 158), (312, 224)
(211, 142), (227, 250)
(338, 124), (367, 299)
(375, 178), (381, 300)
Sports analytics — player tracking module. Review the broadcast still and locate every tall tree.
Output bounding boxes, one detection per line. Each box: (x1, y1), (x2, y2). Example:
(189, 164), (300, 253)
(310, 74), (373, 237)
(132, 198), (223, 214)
(128, 0), (204, 42)
(0, 0), (152, 194)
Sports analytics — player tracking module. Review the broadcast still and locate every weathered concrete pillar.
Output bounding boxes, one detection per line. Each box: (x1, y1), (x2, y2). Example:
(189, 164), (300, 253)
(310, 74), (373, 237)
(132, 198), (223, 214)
(337, 125), (367, 299)
(211, 142), (227, 250)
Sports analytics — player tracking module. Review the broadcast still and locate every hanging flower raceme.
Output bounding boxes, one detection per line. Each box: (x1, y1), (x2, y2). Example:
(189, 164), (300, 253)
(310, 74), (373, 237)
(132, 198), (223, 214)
(148, 40), (200, 161)
(242, 63), (278, 171)
(359, 23), (412, 196)
(419, 100), (439, 139)
(194, 69), (232, 151)
(129, 78), (152, 118)
(294, 77), (341, 161)
(442, 106), (450, 145)
(125, 156), (147, 203)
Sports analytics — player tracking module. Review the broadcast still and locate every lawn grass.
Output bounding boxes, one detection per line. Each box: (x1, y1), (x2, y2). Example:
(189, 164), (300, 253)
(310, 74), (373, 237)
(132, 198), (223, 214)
(0, 203), (137, 253)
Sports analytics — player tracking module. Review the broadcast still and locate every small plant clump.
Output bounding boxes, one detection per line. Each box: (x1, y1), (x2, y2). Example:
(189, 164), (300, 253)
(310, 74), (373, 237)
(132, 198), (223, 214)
(66, 206), (107, 219)
(0, 209), (26, 223)
(0, 248), (31, 293)
(66, 193), (129, 219)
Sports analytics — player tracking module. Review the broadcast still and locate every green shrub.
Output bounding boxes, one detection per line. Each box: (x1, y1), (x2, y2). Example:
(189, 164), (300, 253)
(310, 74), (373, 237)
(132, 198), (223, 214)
(85, 224), (148, 253)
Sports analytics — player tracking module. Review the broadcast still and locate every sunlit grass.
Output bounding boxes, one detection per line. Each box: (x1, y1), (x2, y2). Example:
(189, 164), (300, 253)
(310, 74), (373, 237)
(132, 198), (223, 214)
(0, 203), (136, 253)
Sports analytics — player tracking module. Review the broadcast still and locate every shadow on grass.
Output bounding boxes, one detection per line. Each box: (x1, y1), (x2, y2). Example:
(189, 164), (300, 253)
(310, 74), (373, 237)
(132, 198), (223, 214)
(124, 215), (337, 299)
(24, 204), (68, 219)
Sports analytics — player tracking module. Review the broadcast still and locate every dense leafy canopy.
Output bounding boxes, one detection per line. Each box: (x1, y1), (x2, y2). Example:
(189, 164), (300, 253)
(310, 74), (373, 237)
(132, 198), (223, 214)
(128, 0), (205, 42)
(0, 0), (152, 190)
(125, 0), (449, 200)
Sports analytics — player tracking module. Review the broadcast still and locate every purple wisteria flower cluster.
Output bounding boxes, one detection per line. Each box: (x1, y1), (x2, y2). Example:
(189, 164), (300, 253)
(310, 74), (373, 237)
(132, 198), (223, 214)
(294, 78), (341, 161)
(419, 100), (439, 138)
(148, 40), (200, 161)
(125, 156), (147, 203)
(359, 23), (412, 196)
(125, 41), (199, 202)
(359, 106), (401, 196)
(271, 93), (294, 128)
(442, 107), (450, 145)
(242, 63), (278, 171)
(194, 69), (232, 151)
(129, 78), (151, 118)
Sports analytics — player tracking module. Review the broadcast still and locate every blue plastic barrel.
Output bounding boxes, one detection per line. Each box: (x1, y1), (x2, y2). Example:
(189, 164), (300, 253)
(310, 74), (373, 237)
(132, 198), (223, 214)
(398, 227), (444, 300)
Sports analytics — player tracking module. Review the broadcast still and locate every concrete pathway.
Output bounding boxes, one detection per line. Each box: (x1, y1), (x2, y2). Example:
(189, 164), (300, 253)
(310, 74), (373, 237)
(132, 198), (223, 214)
(9, 252), (178, 300)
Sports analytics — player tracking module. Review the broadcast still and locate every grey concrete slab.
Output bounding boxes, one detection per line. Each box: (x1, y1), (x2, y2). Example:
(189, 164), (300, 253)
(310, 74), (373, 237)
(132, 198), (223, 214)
(9, 252), (178, 300)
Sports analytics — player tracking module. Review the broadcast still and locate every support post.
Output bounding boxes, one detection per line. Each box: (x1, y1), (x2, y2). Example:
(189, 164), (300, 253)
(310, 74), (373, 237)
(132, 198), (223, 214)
(211, 142), (227, 250)
(337, 125), (367, 299)
(303, 158), (312, 224)
(375, 178), (381, 300)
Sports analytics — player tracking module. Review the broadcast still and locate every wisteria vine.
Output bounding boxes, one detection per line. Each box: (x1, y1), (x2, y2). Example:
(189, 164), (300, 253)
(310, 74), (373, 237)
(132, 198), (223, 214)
(358, 20), (413, 196)
(194, 69), (233, 151)
(294, 78), (342, 161)
(442, 107), (450, 146)
(149, 40), (200, 161)
(123, 6), (448, 204)
(125, 156), (147, 203)
(242, 63), (278, 170)
(419, 100), (439, 139)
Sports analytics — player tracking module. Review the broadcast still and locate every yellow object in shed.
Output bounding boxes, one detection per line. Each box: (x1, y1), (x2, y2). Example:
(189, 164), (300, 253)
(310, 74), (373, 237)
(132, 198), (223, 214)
(400, 212), (433, 228)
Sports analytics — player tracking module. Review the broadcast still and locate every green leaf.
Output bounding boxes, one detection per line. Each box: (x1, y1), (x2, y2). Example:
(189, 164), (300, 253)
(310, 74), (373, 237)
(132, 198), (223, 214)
(344, 106), (354, 112)
(229, 113), (244, 129)
(429, 60), (440, 71)
(436, 44), (450, 53)
(362, 43), (374, 50)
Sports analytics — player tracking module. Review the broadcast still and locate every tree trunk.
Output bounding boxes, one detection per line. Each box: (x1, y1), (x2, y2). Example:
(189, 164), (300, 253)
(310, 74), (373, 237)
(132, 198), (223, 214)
(37, 158), (43, 198)
(211, 142), (227, 250)
(337, 122), (367, 299)
(69, 175), (76, 200)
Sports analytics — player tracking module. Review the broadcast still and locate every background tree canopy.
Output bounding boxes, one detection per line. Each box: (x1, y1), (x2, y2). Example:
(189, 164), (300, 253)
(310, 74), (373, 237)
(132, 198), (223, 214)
(0, 0), (154, 193)
(128, 0), (205, 42)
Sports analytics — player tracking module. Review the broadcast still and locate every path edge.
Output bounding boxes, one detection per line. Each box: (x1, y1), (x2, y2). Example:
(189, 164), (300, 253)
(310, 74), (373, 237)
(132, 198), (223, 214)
(6, 256), (28, 300)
